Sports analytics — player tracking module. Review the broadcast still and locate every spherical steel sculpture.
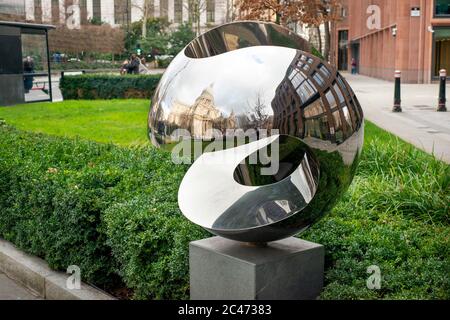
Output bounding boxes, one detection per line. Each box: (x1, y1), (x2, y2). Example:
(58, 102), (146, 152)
(148, 21), (364, 243)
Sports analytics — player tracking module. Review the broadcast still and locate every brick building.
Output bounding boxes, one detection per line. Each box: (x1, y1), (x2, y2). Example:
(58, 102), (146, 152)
(331, 0), (450, 83)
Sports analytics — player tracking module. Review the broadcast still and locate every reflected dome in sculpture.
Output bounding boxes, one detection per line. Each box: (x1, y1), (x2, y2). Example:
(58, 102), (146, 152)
(148, 21), (364, 243)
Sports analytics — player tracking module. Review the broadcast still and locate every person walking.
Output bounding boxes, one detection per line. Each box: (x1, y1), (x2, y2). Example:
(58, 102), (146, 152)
(23, 56), (35, 93)
(127, 54), (140, 74)
(351, 58), (358, 75)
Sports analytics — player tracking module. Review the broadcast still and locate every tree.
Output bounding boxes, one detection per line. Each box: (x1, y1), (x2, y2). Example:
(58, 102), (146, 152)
(299, 0), (341, 61)
(168, 23), (196, 56)
(49, 24), (125, 55)
(225, 0), (236, 22)
(130, 20), (195, 59)
(140, 18), (171, 57)
(124, 18), (170, 53)
(185, 0), (207, 36)
(131, 0), (155, 38)
(235, 0), (303, 25)
(89, 16), (104, 26)
(235, 0), (342, 61)
(248, 93), (270, 129)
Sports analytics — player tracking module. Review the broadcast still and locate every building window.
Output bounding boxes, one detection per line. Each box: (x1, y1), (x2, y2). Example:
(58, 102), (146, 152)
(175, 0), (183, 23)
(337, 30), (348, 71)
(303, 100), (330, 140)
(188, 0), (200, 24)
(160, 0), (169, 19)
(207, 0), (215, 23)
(433, 28), (450, 77)
(340, 5), (348, 19)
(435, 0), (450, 16)
(93, 0), (101, 20)
(51, 0), (59, 24)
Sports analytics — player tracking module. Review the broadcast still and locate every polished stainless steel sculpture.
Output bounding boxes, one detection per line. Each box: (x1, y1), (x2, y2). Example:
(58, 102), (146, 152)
(148, 21), (364, 243)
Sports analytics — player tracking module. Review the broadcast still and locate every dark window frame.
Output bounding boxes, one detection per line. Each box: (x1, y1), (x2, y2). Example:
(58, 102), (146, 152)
(434, 0), (450, 18)
(174, 0), (183, 23)
(337, 29), (349, 71)
(206, 0), (215, 23)
(114, 0), (132, 26)
(431, 26), (450, 80)
(160, 0), (169, 19)
(92, 0), (101, 20)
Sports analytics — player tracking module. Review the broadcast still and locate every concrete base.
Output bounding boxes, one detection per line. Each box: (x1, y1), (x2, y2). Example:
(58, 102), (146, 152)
(190, 237), (324, 300)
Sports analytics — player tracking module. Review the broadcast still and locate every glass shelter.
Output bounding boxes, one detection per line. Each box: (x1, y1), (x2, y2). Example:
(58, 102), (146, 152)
(0, 21), (55, 106)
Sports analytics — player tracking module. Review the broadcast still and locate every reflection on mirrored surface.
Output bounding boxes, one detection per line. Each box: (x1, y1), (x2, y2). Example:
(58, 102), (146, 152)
(148, 21), (364, 243)
(22, 32), (52, 103)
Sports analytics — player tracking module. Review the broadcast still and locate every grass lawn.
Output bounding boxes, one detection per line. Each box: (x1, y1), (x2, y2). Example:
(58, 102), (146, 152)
(0, 100), (448, 299)
(0, 100), (150, 146)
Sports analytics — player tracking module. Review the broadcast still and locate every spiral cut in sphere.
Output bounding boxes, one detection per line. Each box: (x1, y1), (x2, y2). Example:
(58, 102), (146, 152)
(148, 21), (364, 243)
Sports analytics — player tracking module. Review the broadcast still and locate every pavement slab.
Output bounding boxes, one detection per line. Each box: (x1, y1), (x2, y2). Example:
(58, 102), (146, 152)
(344, 73), (450, 163)
(0, 272), (41, 300)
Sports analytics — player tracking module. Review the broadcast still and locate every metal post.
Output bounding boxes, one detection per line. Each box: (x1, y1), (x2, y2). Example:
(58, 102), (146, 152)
(393, 70), (402, 112)
(438, 69), (447, 112)
(45, 29), (53, 102)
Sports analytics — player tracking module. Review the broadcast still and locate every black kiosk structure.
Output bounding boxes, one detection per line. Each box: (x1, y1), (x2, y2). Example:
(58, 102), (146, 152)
(0, 21), (55, 106)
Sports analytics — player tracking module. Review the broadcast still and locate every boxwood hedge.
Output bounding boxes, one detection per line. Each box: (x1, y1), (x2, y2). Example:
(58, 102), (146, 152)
(60, 74), (162, 100)
(0, 122), (448, 300)
(0, 123), (207, 298)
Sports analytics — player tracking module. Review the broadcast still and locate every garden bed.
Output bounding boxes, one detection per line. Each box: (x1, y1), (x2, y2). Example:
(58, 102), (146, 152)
(60, 74), (162, 100)
(0, 101), (448, 299)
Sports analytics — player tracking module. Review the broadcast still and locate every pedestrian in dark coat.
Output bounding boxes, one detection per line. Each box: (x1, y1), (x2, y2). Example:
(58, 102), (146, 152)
(351, 58), (358, 75)
(23, 56), (34, 93)
(127, 54), (140, 74)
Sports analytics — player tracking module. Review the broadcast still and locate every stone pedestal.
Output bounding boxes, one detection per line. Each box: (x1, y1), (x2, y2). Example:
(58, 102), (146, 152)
(189, 236), (324, 300)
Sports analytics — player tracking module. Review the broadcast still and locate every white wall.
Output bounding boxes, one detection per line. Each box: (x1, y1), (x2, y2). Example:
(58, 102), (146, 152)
(41, 0), (52, 23)
(101, 0), (115, 25)
(86, 0), (93, 20)
(131, 0), (144, 22)
(25, 0), (35, 21)
(167, 0), (174, 22)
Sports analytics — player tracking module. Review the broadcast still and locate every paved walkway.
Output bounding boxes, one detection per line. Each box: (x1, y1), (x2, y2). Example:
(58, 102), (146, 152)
(344, 73), (450, 164)
(0, 271), (41, 300)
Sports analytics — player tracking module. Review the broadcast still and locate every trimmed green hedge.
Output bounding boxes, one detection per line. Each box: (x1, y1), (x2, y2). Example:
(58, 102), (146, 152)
(0, 122), (449, 299)
(60, 74), (162, 100)
(0, 123), (207, 298)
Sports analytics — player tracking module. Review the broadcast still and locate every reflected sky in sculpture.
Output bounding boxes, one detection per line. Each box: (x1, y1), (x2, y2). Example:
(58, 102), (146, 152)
(156, 46), (296, 121)
(148, 21), (364, 243)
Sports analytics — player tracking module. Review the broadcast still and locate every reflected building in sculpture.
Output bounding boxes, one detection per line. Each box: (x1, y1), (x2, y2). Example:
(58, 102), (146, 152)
(166, 84), (237, 140)
(271, 51), (363, 145)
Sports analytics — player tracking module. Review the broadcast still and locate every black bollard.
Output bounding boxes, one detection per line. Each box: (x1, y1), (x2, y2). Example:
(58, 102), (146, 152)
(393, 70), (402, 112)
(438, 69), (447, 112)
